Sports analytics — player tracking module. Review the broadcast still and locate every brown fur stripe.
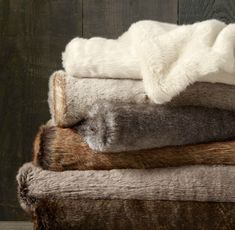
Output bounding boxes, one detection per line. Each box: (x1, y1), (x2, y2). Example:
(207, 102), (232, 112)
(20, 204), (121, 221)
(33, 125), (235, 171)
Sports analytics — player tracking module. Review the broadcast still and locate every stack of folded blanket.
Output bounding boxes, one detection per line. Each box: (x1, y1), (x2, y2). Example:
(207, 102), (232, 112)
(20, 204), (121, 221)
(17, 19), (235, 230)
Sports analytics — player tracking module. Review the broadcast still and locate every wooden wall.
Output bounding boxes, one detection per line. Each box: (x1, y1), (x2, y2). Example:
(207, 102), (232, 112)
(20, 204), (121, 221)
(0, 0), (234, 220)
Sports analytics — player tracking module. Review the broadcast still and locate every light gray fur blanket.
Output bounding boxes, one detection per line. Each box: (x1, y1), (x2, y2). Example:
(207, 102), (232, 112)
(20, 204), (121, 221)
(49, 70), (235, 127)
(17, 163), (235, 203)
(75, 101), (235, 152)
(63, 19), (235, 104)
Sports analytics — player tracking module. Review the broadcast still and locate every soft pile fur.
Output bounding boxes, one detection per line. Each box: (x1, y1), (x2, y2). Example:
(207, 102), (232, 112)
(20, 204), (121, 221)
(24, 199), (235, 230)
(33, 124), (235, 171)
(63, 19), (235, 103)
(76, 101), (235, 152)
(48, 70), (149, 127)
(17, 163), (235, 203)
(49, 70), (235, 127)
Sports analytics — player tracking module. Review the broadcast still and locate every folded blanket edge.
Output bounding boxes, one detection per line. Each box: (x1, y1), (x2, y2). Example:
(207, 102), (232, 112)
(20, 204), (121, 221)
(48, 70), (68, 127)
(16, 162), (39, 213)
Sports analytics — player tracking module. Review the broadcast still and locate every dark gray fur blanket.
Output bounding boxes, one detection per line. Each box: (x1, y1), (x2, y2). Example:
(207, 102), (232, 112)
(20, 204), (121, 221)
(75, 102), (235, 152)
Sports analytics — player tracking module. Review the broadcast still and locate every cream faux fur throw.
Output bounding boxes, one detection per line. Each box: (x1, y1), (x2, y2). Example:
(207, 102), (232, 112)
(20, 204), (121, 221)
(49, 70), (235, 127)
(63, 19), (235, 103)
(17, 163), (235, 203)
(76, 101), (235, 152)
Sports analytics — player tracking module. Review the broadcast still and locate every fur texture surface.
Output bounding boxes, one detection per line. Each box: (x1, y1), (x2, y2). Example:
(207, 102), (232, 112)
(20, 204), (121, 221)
(49, 70), (235, 126)
(33, 125), (235, 171)
(76, 101), (235, 152)
(62, 19), (235, 103)
(17, 163), (235, 202)
(25, 199), (235, 230)
(48, 70), (149, 127)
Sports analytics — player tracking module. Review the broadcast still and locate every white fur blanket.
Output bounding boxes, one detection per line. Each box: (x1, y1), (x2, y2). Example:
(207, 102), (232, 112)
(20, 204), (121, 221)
(63, 19), (235, 103)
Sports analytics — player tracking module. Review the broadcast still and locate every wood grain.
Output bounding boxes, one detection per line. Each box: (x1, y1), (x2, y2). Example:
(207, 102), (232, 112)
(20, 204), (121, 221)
(179, 0), (235, 24)
(83, 0), (178, 38)
(0, 0), (82, 220)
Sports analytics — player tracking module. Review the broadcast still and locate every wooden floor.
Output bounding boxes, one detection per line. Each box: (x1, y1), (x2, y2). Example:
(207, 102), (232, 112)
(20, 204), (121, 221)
(0, 222), (33, 230)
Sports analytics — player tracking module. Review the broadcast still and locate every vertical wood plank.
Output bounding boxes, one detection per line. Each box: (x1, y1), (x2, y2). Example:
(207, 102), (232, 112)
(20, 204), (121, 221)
(179, 0), (235, 24)
(0, 0), (82, 220)
(83, 0), (178, 38)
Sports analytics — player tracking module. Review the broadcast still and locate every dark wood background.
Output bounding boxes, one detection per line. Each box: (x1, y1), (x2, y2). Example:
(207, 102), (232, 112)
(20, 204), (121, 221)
(0, 0), (234, 220)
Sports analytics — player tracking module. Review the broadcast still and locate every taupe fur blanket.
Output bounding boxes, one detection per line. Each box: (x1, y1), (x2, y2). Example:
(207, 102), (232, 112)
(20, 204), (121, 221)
(33, 125), (235, 171)
(23, 199), (235, 230)
(17, 163), (235, 202)
(49, 70), (235, 127)
(76, 101), (235, 152)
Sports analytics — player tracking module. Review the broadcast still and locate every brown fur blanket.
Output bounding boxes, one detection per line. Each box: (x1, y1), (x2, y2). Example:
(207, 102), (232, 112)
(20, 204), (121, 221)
(75, 101), (235, 152)
(26, 199), (235, 230)
(49, 70), (235, 127)
(33, 125), (235, 171)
